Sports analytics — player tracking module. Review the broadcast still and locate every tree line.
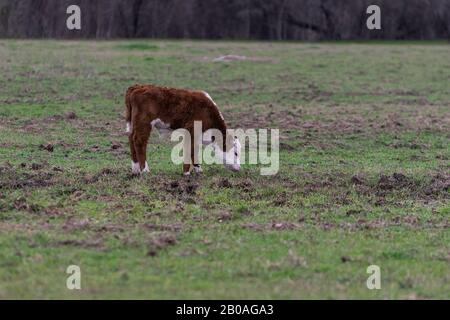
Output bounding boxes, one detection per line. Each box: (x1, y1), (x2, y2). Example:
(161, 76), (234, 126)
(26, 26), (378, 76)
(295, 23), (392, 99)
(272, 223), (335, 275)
(0, 0), (449, 40)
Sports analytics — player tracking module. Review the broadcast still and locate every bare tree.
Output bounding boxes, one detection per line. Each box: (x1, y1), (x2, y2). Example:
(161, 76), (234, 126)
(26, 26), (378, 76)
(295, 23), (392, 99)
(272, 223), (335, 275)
(0, 0), (448, 40)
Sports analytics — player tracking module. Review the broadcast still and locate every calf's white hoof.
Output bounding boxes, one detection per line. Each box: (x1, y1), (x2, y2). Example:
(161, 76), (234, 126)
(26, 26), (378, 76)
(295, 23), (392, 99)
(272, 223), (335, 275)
(132, 162), (149, 174)
(131, 162), (141, 174)
(193, 165), (203, 173)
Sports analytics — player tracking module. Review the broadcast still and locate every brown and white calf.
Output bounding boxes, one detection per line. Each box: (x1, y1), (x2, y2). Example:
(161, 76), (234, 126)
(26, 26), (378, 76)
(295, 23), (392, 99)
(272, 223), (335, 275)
(125, 84), (241, 175)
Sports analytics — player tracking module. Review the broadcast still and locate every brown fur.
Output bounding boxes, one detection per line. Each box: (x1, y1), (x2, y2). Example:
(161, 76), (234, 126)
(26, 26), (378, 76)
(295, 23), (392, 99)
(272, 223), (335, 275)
(125, 84), (233, 174)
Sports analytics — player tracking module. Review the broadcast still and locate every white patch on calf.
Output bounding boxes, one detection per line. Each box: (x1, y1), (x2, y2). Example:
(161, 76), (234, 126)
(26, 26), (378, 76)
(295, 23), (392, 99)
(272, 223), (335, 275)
(131, 162), (141, 174)
(193, 165), (203, 173)
(126, 122), (132, 133)
(132, 161), (149, 174)
(202, 91), (225, 120)
(217, 138), (241, 172)
(151, 118), (172, 137)
(202, 91), (216, 105)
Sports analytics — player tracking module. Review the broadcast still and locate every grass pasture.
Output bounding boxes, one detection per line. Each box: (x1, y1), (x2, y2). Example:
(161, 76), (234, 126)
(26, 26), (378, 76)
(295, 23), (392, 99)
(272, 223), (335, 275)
(0, 40), (449, 299)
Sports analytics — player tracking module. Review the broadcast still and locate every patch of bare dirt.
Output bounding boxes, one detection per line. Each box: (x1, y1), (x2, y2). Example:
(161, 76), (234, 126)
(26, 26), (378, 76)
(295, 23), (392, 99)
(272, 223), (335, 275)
(228, 104), (450, 135)
(143, 223), (183, 232)
(62, 218), (91, 231)
(423, 173), (450, 196)
(351, 174), (365, 185)
(39, 143), (54, 152)
(82, 168), (120, 184)
(147, 232), (177, 256)
(164, 178), (199, 199)
(53, 238), (105, 249)
(217, 211), (233, 222)
(111, 141), (122, 150)
(350, 172), (449, 200)
(216, 177), (232, 188)
(339, 216), (449, 231)
(377, 173), (410, 191)
(241, 221), (301, 232)
(21, 112), (79, 132)
(0, 170), (54, 190)
(235, 179), (254, 192)
(11, 197), (41, 213)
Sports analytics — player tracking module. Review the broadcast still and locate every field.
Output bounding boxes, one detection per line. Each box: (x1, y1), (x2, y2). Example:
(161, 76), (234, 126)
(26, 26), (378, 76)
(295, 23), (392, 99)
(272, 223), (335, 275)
(0, 40), (449, 299)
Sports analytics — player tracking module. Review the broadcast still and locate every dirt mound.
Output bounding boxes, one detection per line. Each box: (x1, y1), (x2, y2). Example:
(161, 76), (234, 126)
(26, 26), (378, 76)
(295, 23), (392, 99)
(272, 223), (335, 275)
(39, 143), (54, 152)
(377, 173), (410, 191)
(241, 221), (300, 232)
(424, 173), (450, 196)
(165, 179), (199, 195)
(147, 233), (177, 256)
(217, 178), (232, 188)
(0, 170), (54, 190)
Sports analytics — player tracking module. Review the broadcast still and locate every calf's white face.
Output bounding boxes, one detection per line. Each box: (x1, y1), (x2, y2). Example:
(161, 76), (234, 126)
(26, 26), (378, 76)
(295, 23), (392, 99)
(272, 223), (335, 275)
(220, 138), (241, 172)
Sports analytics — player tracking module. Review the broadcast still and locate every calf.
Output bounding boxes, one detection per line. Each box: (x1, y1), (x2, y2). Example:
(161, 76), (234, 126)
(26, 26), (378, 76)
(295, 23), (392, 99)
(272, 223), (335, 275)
(125, 84), (241, 175)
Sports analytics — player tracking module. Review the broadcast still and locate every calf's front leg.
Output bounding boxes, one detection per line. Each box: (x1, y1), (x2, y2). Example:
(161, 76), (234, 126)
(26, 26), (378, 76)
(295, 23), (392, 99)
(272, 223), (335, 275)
(182, 131), (202, 176)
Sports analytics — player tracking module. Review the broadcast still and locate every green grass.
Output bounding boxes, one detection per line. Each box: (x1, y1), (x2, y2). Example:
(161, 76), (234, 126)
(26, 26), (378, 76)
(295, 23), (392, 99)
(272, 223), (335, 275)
(0, 40), (449, 299)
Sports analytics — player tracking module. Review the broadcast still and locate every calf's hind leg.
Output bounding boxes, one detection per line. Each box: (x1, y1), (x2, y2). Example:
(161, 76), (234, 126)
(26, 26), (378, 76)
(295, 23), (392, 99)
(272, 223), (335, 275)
(128, 134), (140, 174)
(131, 121), (151, 174)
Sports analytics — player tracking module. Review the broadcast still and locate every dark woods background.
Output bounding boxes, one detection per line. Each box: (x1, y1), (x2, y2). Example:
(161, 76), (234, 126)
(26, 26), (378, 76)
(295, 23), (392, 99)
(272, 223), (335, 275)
(0, 0), (449, 40)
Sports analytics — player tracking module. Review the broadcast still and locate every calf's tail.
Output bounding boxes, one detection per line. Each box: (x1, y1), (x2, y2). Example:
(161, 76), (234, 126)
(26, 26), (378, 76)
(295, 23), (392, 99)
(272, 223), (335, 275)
(125, 85), (140, 133)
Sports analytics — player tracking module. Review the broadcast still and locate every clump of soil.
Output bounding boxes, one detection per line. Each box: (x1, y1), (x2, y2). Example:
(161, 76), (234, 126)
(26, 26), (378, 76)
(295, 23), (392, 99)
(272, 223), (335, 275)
(83, 174), (98, 184)
(143, 223), (183, 232)
(273, 192), (288, 206)
(280, 142), (296, 151)
(236, 179), (253, 192)
(54, 238), (104, 249)
(377, 173), (410, 191)
(165, 179), (199, 196)
(90, 145), (101, 152)
(31, 163), (44, 170)
(65, 111), (77, 120)
(346, 209), (363, 216)
(241, 221), (300, 232)
(0, 168), (54, 190)
(352, 171), (448, 199)
(62, 218), (91, 231)
(424, 173), (450, 196)
(13, 197), (42, 213)
(39, 143), (54, 152)
(341, 256), (352, 263)
(217, 178), (232, 188)
(111, 141), (122, 150)
(351, 175), (365, 185)
(82, 168), (118, 184)
(217, 211), (232, 222)
(147, 233), (177, 256)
